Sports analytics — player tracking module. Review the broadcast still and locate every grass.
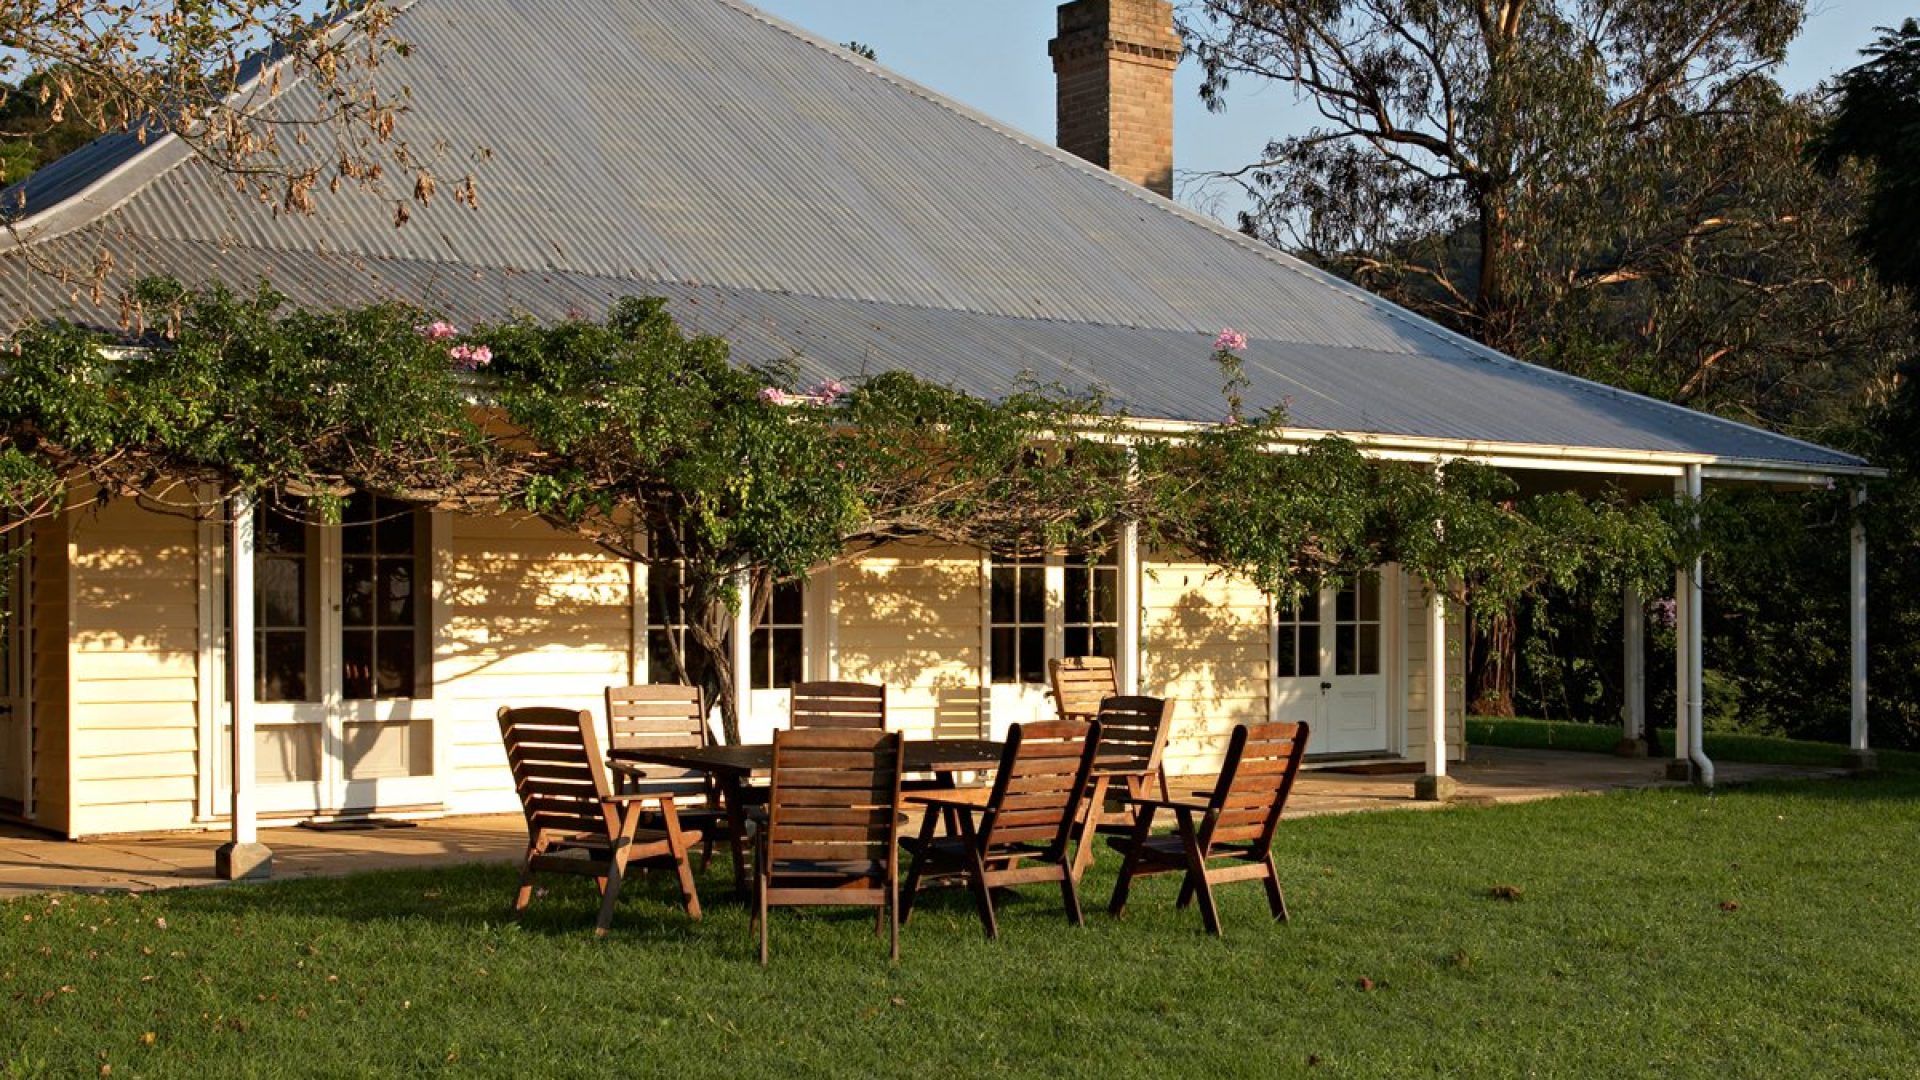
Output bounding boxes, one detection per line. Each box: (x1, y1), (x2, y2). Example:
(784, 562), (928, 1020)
(1466, 715), (1920, 772)
(7, 774), (1920, 1078)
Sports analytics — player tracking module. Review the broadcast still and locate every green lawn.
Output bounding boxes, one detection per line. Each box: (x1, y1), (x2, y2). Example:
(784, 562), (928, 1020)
(7, 775), (1920, 1078)
(1467, 715), (1920, 772)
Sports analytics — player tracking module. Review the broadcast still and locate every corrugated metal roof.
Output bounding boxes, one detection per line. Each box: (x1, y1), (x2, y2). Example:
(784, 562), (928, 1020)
(0, 0), (1866, 470)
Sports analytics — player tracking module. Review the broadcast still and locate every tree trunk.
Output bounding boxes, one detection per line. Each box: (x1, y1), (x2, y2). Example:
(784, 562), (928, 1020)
(1467, 601), (1518, 717)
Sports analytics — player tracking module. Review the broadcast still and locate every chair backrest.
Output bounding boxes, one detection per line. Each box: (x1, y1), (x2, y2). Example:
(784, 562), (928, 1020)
(790, 681), (887, 730)
(1199, 722), (1310, 853)
(1048, 656), (1117, 723)
(1092, 695), (1174, 790)
(765, 728), (905, 881)
(497, 706), (615, 840)
(978, 719), (1102, 859)
(604, 684), (711, 795)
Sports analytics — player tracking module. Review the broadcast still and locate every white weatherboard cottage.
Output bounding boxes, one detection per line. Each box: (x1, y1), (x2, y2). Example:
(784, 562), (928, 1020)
(0, 0), (1876, 868)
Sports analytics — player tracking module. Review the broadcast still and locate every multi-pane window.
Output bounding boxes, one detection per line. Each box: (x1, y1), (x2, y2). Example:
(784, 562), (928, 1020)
(255, 498), (316, 702)
(340, 493), (424, 699)
(989, 554), (1047, 684)
(750, 580), (805, 690)
(645, 532), (691, 683)
(1274, 591), (1322, 680)
(1333, 572), (1382, 676)
(1063, 548), (1118, 660)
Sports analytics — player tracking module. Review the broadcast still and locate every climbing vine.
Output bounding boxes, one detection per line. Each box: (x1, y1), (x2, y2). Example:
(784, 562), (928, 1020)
(0, 281), (1702, 741)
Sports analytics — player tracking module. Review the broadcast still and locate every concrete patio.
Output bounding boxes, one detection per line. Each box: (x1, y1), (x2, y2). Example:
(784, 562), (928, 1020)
(0, 747), (1848, 899)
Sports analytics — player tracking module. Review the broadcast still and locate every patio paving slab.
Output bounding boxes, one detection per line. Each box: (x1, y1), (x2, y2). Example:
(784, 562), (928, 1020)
(0, 747), (1848, 899)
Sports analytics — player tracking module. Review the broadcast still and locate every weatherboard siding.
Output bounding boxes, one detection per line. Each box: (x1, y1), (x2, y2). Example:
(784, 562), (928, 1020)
(66, 493), (205, 836)
(1140, 555), (1272, 776)
(1402, 575), (1467, 762)
(832, 542), (986, 741)
(436, 513), (632, 815)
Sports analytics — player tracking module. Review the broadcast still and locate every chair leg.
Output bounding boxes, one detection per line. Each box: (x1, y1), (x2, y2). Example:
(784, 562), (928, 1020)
(1263, 853), (1289, 922)
(1174, 812), (1220, 936)
(594, 843), (632, 938)
(898, 810), (940, 927)
(1176, 873), (1198, 910)
(511, 844), (540, 915)
(1107, 811), (1156, 918)
(1061, 866), (1085, 927)
(964, 847), (999, 940)
(888, 876), (901, 963)
(756, 872), (770, 967)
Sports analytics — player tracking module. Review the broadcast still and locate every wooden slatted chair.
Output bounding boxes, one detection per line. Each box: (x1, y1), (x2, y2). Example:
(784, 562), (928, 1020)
(790, 681), (887, 730)
(1048, 656), (1117, 724)
(900, 719), (1103, 939)
(1082, 694), (1175, 834)
(496, 706), (703, 935)
(604, 684), (736, 870)
(1106, 722), (1310, 936)
(753, 728), (906, 965)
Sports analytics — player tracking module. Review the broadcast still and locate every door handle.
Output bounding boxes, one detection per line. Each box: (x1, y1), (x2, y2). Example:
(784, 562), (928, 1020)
(1320, 681), (1332, 692)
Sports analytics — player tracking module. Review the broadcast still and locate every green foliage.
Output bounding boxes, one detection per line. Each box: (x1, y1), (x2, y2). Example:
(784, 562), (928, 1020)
(1811, 18), (1920, 299)
(0, 279), (1700, 741)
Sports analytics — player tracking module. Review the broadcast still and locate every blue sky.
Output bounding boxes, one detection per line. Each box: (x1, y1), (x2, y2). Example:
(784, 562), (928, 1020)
(750, 1), (1912, 221)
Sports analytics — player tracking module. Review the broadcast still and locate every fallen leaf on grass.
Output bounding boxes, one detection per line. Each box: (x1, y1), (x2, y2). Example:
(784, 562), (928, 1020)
(1489, 885), (1523, 901)
(1355, 977), (1375, 992)
(1719, 901), (1740, 912)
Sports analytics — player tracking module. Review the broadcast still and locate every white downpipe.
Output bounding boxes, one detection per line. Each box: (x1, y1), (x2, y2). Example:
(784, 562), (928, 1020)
(229, 494), (259, 846)
(1621, 581), (1645, 742)
(1682, 465), (1713, 788)
(1850, 487), (1869, 752)
(1117, 518), (1142, 696)
(730, 570), (753, 744)
(1426, 582), (1447, 778)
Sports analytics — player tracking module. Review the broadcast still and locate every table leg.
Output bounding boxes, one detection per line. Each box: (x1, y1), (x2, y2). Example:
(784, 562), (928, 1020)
(721, 773), (751, 899)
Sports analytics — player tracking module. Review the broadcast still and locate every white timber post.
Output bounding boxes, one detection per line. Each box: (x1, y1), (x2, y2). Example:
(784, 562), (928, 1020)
(1617, 581), (1647, 756)
(730, 569), (753, 744)
(1415, 578), (1456, 801)
(215, 493), (271, 880)
(1670, 465), (1712, 787)
(1848, 486), (1874, 771)
(1117, 517), (1142, 696)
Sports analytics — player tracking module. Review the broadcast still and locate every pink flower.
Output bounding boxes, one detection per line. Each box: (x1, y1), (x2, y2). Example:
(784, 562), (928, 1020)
(1213, 328), (1248, 352)
(758, 387), (792, 405)
(448, 343), (492, 370)
(417, 320), (459, 341)
(1221, 416), (1241, 427)
(812, 379), (849, 402)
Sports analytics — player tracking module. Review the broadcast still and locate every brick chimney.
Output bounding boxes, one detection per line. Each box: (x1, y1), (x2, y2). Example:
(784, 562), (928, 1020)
(1048, 0), (1181, 197)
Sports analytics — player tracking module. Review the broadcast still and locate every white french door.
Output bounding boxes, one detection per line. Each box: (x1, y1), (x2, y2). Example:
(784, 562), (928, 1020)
(985, 548), (1120, 739)
(1273, 570), (1391, 756)
(239, 495), (438, 816)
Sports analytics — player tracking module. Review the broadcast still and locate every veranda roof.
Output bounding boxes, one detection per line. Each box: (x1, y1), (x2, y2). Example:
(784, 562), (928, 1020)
(0, 0), (1868, 475)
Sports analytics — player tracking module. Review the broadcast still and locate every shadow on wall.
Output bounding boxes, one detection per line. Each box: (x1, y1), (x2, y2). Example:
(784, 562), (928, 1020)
(1141, 572), (1271, 766)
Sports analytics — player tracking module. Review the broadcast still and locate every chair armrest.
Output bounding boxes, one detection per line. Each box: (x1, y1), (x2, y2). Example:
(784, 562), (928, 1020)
(907, 792), (987, 811)
(1125, 796), (1213, 816)
(608, 761), (650, 780)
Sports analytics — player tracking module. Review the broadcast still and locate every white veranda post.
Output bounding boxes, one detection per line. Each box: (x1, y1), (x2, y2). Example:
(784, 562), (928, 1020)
(1415, 579), (1456, 801)
(215, 494), (272, 880)
(1619, 582), (1646, 754)
(1116, 517), (1142, 696)
(1849, 486), (1873, 769)
(731, 570), (753, 744)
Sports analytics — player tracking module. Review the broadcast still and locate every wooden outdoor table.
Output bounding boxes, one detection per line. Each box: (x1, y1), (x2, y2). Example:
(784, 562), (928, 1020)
(609, 738), (1007, 895)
